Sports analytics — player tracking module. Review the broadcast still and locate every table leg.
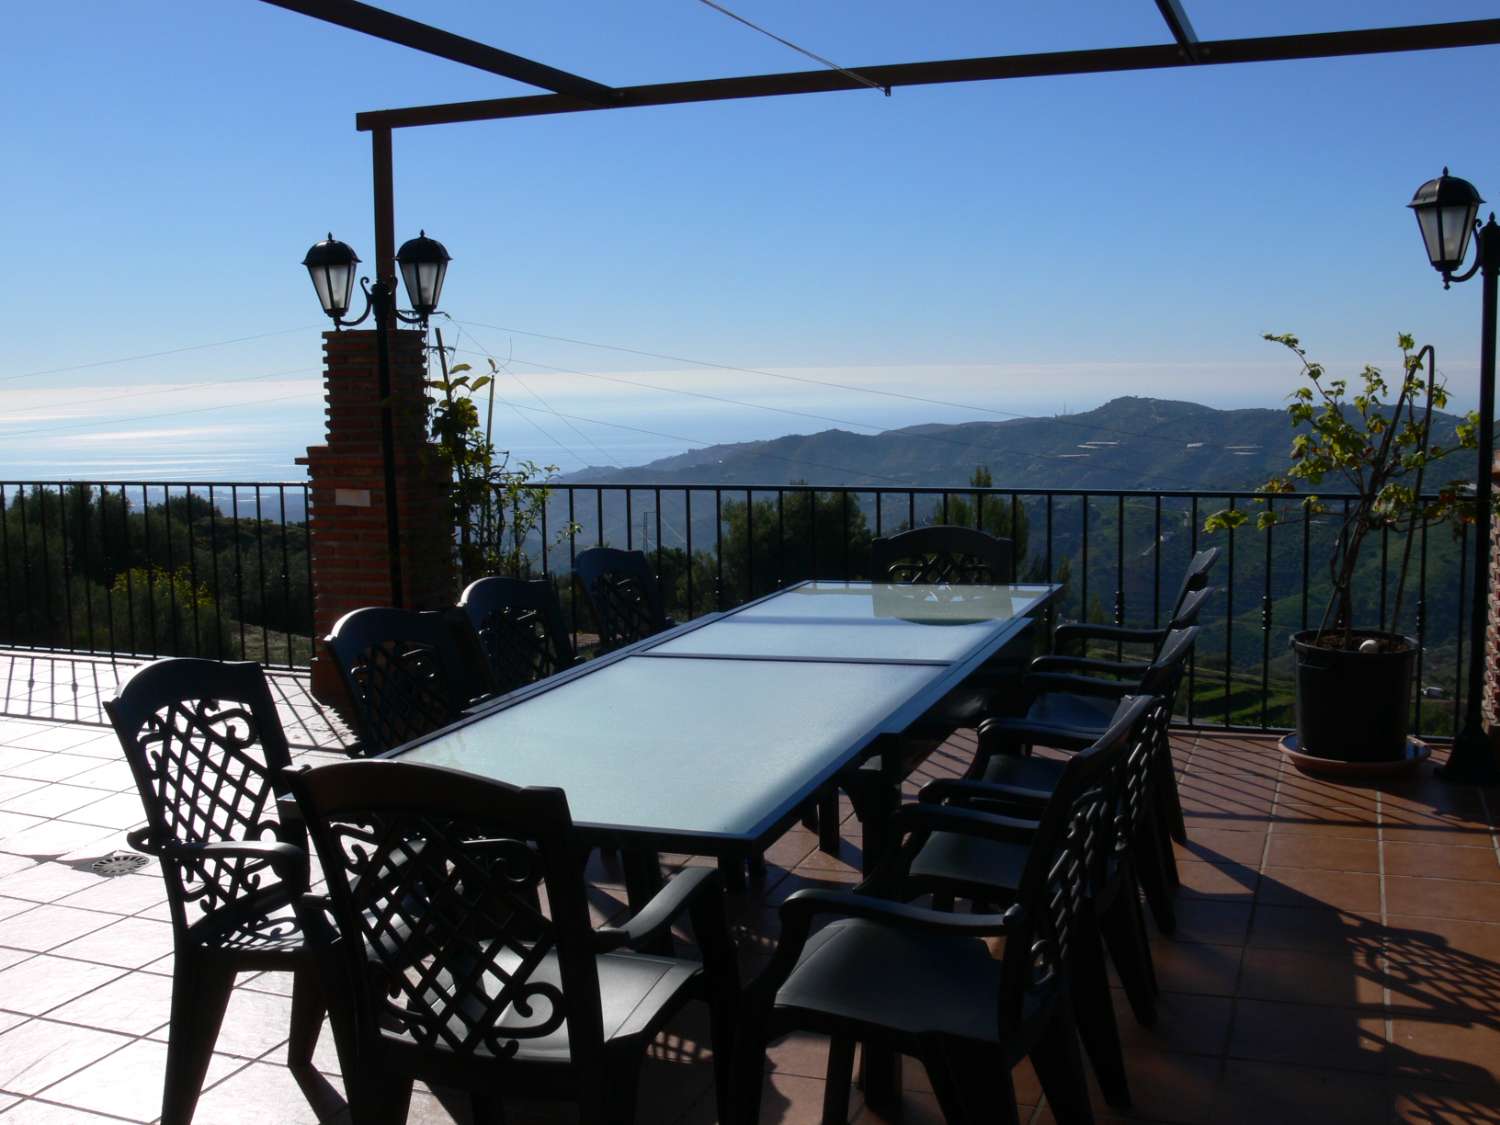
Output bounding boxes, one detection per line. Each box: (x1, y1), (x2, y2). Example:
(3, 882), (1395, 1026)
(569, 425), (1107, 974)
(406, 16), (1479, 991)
(622, 848), (665, 911)
(718, 854), (746, 894)
(844, 736), (902, 878)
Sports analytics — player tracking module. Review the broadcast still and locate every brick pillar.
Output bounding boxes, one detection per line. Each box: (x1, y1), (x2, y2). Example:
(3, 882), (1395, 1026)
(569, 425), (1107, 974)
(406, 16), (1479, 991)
(297, 329), (455, 703)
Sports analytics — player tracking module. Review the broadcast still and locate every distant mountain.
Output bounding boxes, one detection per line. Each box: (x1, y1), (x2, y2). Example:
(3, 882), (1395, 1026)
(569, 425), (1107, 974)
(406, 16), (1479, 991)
(560, 396), (1473, 493)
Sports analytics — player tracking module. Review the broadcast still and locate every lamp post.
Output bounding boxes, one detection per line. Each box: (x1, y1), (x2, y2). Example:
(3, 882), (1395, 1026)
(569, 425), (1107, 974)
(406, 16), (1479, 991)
(1408, 169), (1500, 783)
(302, 232), (451, 609)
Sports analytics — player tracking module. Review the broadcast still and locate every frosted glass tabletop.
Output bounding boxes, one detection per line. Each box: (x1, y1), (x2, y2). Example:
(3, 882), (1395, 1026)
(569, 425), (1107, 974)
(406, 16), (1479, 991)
(648, 582), (1052, 663)
(398, 654), (942, 842)
(732, 581), (1052, 624)
(649, 618), (990, 663)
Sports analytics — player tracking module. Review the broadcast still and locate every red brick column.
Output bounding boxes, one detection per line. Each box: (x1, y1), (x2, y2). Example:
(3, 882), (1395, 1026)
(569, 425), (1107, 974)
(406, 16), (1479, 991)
(297, 329), (455, 703)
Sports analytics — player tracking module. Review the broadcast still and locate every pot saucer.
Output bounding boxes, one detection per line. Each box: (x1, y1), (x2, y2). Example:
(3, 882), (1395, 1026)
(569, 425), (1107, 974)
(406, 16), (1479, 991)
(1278, 734), (1431, 779)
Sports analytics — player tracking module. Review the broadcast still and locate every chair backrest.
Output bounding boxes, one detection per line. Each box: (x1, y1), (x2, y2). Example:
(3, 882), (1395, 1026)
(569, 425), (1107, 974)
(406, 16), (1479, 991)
(1168, 547), (1220, 619)
(994, 693), (1155, 1031)
(572, 548), (668, 652)
(323, 606), (477, 756)
(286, 759), (607, 1076)
(459, 576), (574, 696)
(869, 525), (1015, 585)
(1169, 585), (1215, 631)
(1138, 625), (1199, 706)
(104, 657), (297, 938)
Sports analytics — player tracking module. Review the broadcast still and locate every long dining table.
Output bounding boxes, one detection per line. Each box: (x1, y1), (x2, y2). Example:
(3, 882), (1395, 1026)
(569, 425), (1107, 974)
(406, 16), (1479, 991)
(395, 578), (1060, 899)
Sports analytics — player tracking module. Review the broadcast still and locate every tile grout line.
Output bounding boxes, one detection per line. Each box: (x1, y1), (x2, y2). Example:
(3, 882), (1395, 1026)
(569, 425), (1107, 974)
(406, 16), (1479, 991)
(1376, 780), (1393, 1063)
(1216, 738), (1280, 1089)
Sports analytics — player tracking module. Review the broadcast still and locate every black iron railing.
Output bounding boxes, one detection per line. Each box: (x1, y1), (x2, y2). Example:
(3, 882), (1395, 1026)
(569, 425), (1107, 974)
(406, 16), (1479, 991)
(522, 483), (1467, 739)
(0, 481), (312, 668)
(0, 478), (1468, 737)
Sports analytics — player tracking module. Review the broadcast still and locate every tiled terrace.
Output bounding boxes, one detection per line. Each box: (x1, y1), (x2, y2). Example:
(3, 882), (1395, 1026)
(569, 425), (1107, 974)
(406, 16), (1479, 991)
(0, 653), (1497, 1123)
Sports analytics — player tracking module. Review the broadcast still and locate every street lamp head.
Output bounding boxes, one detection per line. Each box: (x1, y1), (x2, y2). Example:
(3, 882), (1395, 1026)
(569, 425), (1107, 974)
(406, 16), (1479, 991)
(396, 230), (451, 318)
(302, 234), (361, 321)
(1408, 168), (1483, 277)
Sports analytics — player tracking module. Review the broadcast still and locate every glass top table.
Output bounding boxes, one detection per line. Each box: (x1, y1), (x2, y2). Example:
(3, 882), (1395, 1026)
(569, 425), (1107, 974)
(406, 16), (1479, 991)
(646, 581), (1053, 664)
(396, 580), (1058, 852)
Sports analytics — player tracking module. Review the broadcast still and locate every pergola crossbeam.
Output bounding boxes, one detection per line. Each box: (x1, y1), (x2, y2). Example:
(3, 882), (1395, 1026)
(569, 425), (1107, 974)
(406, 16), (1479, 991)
(1153, 0), (1201, 61)
(355, 17), (1500, 131)
(258, 0), (618, 104)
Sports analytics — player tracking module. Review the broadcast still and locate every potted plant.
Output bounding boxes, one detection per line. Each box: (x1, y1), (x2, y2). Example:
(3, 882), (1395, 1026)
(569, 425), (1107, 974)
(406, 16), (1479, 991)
(1206, 333), (1477, 762)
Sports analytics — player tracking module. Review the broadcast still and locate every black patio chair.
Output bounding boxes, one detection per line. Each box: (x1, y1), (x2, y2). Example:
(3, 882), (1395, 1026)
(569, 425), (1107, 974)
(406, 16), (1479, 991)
(104, 657), (336, 1125)
(459, 575), (578, 695)
(1051, 546), (1218, 658)
(808, 525), (1022, 855)
(734, 694), (1119, 1125)
(912, 694), (1162, 1072)
(323, 605), (487, 757)
(970, 626), (1202, 932)
(869, 523), (1016, 585)
(285, 758), (738, 1125)
(1035, 583), (1214, 679)
(572, 547), (674, 653)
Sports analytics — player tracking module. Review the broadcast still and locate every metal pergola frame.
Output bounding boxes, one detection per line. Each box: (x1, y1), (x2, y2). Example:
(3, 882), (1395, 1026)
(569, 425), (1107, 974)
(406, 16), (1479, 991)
(260, 0), (1500, 284)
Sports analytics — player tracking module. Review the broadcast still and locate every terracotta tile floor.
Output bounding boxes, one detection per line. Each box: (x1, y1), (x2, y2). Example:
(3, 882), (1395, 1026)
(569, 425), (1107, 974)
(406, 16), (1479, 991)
(0, 696), (1498, 1123)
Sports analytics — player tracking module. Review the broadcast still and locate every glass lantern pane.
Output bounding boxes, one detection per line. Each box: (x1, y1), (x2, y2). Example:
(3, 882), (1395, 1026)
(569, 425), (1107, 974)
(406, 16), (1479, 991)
(308, 266), (336, 315)
(1438, 202), (1477, 265)
(1415, 207), (1445, 267)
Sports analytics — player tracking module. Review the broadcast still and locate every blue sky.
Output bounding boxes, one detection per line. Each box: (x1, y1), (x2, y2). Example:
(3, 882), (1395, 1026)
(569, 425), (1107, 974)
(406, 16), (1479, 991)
(2, 1), (1498, 478)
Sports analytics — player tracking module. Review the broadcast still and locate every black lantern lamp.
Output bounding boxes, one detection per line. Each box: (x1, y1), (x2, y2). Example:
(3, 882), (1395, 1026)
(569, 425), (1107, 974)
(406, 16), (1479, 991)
(396, 230), (451, 319)
(1409, 169), (1485, 283)
(301, 231), (449, 329)
(1410, 169), (1500, 784)
(302, 234), (361, 321)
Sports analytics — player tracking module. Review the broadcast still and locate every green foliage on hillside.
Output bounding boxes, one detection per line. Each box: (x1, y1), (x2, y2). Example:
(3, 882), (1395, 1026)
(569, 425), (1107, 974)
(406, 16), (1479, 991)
(0, 484), (310, 662)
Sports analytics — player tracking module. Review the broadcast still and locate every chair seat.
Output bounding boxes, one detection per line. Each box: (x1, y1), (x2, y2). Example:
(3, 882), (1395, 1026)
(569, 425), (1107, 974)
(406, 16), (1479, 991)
(1026, 691), (1118, 731)
(774, 918), (1036, 1043)
(191, 902), (307, 959)
(419, 946), (702, 1063)
(908, 831), (1029, 897)
(979, 753), (1068, 790)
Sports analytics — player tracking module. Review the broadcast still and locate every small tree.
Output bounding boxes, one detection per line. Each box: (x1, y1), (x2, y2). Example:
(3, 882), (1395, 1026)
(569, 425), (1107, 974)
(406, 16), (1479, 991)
(428, 342), (577, 582)
(1205, 333), (1478, 650)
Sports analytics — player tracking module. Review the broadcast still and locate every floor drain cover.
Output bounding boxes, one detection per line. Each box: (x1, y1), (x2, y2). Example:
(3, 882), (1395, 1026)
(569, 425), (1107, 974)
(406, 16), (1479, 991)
(91, 853), (151, 877)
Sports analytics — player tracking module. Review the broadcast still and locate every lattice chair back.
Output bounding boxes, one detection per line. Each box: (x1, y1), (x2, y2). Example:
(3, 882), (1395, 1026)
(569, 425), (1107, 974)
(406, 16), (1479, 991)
(104, 657), (303, 944)
(459, 576), (575, 695)
(287, 760), (609, 1076)
(324, 607), (476, 756)
(870, 524), (1015, 585)
(1108, 694), (1165, 857)
(993, 694), (1148, 1033)
(573, 548), (669, 652)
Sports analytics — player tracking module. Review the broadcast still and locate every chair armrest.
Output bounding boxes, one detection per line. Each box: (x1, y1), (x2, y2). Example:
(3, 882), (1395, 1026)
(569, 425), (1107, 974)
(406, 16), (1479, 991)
(127, 830), (309, 886)
(1030, 654), (1151, 678)
(1052, 622), (1167, 647)
(918, 777), (1052, 811)
(779, 887), (1014, 938)
(597, 866), (724, 952)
